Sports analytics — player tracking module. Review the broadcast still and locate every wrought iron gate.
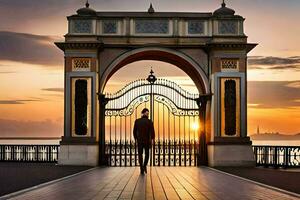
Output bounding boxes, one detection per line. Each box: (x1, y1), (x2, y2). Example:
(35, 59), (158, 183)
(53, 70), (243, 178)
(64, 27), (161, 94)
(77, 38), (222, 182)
(101, 70), (202, 166)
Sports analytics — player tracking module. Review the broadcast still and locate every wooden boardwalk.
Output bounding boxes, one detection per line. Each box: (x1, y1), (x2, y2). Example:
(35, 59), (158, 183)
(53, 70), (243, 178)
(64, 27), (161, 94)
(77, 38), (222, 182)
(7, 167), (299, 200)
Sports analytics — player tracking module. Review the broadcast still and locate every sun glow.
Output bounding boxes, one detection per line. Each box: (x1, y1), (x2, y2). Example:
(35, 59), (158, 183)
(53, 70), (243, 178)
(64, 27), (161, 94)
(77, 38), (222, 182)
(191, 122), (199, 131)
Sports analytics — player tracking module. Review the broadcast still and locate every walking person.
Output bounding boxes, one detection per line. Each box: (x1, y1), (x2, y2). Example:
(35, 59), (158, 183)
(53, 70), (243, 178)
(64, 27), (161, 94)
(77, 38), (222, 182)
(133, 108), (155, 174)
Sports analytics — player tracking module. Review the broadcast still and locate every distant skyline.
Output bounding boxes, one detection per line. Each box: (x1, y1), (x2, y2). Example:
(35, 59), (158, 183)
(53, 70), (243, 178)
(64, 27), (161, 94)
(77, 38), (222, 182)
(0, 0), (300, 137)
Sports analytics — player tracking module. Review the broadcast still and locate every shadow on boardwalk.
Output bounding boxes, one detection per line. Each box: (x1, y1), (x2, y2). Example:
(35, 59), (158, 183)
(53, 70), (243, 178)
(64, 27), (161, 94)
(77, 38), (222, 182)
(0, 162), (91, 196)
(216, 167), (300, 195)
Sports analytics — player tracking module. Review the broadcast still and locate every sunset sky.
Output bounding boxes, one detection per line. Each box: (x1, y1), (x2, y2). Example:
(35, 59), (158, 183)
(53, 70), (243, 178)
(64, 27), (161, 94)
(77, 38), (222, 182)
(0, 0), (300, 137)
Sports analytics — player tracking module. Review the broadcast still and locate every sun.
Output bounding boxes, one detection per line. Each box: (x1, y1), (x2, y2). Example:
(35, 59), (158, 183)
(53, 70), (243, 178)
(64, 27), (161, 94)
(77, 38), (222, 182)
(191, 122), (199, 131)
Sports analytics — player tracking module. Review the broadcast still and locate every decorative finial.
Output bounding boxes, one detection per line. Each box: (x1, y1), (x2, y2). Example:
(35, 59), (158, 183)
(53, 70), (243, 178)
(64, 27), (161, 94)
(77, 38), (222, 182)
(222, 0), (226, 7)
(150, 67), (154, 75)
(86, 0), (90, 8)
(148, 3), (155, 13)
(147, 67), (157, 83)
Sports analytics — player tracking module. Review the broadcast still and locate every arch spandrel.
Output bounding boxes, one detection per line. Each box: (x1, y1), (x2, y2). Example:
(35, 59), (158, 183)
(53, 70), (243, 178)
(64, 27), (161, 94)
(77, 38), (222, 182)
(99, 47), (210, 95)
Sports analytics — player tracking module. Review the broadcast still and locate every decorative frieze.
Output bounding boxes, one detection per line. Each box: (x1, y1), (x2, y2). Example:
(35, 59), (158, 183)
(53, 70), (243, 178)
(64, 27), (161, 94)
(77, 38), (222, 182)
(188, 20), (205, 34)
(221, 59), (239, 71)
(72, 20), (93, 34)
(135, 19), (169, 34)
(102, 20), (118, 34)
(218, 20), (238, 34)
(72, 58), (91, 71)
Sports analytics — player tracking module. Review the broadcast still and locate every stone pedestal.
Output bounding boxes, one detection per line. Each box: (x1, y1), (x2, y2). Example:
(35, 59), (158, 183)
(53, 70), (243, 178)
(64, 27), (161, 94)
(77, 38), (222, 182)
(207, 137), (255, 167)
(58, 137), (99, 166)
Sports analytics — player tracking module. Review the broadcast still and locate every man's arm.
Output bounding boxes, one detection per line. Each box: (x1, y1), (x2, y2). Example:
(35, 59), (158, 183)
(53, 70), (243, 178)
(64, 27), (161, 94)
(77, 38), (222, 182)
(150, 121), (155, 140)
(133, 120), (137, 140)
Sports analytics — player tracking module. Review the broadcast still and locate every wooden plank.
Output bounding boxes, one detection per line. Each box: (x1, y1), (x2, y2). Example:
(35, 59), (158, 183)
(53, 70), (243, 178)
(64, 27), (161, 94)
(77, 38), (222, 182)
(10, 168), (124, 200)
(102, 168), (135, 199)
(85, 167), (129, 200)
(145, 168), (154, 200)
(167, 167), (208, 200)
(150, 167), (167, 200)
(155, 167), (180, 200)
(8, 167), (300, 200)
(162, 167), (194, 200)
(131, 172), (146, 200)
(119, 168), (140, 199)
(182, 167), (243, 200)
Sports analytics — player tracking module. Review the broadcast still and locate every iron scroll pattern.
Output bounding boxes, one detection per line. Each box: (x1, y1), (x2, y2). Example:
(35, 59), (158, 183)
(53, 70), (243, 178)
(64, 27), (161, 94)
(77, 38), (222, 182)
(105, 95), (150, 117)
(0, 145), (59, 162)
(105, 78), (199, 117)
(253, 146), (300, 168)
(104, 78), (200, 166)
(105, 140), (199, 167)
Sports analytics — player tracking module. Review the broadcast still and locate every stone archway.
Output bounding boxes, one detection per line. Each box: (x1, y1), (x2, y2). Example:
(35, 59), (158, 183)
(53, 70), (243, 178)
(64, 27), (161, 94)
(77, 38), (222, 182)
(55, 2), (257, 167)
(99, 47), (210, 95)
(98, 48), (211, 166)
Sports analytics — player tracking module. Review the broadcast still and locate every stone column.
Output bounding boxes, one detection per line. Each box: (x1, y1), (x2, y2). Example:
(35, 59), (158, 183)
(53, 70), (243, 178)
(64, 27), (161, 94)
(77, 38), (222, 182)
(197, 95), (210, 166)
(98, 93), (108, 165)
(207, 49), (255, 167)
(58, 52), (99, 166)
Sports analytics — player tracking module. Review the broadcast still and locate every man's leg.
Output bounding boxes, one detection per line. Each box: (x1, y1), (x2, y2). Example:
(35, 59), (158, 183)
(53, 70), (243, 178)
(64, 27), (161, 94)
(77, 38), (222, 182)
(143, 143), (150, 173)
(138, 143), (144, 174)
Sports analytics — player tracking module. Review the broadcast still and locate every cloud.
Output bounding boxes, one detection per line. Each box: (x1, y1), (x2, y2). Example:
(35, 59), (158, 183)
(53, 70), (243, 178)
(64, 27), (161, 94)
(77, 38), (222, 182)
(248, 56), (300, 71)
(0, 118), (62, 137)
(248, 56), (300, 66)
(248, 81), (300, 109)
(0, 31), (63, 66)
(0, 98), (44, 105)
(286, 81), (300, 89)
(41, 88), (64, 93)
(0, 71), (16, 74)
(267, 65), (300, 70)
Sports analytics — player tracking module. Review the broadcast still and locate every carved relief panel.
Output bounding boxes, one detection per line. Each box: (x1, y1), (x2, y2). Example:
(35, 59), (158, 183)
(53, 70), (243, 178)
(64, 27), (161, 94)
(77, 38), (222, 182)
(71, 77), (92, 137)
(187, 20), (205, 35)
(134, 19), (170, 34)
(71, 20), (93, 34)
(221, 59), (239, 72)
(220, 77), (240, 137)
(102, 20), (119, 34)
(72, 58), (91, 72)
(218, 20), (238, 35)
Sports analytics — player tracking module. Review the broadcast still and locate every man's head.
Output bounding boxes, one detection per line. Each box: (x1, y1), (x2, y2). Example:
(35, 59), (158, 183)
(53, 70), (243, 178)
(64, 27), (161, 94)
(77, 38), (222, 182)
(141, 108), (149, 118)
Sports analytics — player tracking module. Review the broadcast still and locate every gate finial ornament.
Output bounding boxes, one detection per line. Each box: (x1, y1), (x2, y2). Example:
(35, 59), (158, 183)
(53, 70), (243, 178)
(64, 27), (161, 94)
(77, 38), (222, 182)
(148, 3), (155, 14)
(222, 0), (226, 7)
(147, 68), (157, 83)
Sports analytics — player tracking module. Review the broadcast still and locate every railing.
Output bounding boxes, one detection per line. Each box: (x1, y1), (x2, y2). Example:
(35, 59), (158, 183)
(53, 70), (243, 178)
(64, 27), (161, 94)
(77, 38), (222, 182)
(105, 140), (199, 167)
(253, 146), (300, 168)
(0, 145), (59, 163)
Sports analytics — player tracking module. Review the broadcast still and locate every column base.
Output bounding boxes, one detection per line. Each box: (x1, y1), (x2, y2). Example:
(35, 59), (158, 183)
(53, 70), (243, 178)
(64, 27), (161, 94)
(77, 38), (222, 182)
(207, 137), (255, 167)
(58, 137), (99, 166)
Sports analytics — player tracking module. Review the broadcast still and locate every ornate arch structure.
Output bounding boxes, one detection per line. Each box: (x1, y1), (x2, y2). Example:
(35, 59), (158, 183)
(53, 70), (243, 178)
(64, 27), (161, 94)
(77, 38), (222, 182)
(55, 2), (257, 167)
(99, 47), (210, 94)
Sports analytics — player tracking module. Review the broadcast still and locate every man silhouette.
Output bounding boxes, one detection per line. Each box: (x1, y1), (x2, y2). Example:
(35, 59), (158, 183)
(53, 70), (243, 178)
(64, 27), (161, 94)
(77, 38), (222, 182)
(133, 108), (155, 174)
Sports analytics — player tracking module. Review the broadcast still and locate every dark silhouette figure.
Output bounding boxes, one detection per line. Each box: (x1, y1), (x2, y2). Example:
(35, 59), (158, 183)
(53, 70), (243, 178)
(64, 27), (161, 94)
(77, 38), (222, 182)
(133, 108), (155, 174)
